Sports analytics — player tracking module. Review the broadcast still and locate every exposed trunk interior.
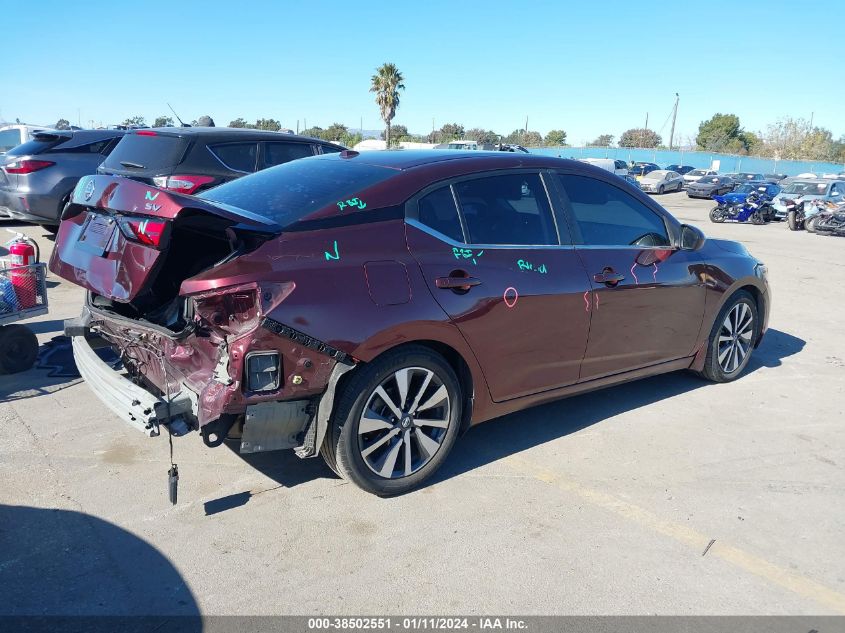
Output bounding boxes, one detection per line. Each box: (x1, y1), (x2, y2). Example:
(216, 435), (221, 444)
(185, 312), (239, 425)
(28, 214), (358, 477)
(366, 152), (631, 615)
(90, 212), (271, 333)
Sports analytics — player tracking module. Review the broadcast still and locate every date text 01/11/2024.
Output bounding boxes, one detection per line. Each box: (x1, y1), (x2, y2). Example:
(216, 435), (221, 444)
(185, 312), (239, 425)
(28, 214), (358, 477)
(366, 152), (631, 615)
(307, 617), (528, 630)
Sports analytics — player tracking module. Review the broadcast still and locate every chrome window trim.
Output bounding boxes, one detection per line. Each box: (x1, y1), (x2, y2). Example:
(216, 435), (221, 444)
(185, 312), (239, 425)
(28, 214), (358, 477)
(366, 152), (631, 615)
(405, 218), (576, 251)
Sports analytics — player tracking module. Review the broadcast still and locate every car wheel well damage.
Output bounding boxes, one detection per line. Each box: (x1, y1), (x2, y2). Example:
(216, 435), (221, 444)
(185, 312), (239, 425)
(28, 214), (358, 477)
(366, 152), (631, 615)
(330, 340), (475, 441)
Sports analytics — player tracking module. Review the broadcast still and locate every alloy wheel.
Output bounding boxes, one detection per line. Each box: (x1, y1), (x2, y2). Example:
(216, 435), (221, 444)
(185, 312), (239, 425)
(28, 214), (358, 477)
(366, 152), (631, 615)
(357, 367), (451, 478)
(717, 303), (754, 374)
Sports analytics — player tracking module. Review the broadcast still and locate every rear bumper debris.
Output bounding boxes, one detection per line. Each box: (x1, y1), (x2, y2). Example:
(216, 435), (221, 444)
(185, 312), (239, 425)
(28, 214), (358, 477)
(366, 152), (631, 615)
(70, 334), (197, 437)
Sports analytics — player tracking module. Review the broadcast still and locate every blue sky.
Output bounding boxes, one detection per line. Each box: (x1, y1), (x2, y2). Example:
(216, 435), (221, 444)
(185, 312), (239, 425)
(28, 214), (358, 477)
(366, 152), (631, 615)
(3, 0), (843, 144)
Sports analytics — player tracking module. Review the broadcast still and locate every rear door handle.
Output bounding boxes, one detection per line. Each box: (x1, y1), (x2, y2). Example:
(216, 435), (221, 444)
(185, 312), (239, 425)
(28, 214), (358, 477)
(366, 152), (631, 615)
(435, 276), (481, 289)
(593, 270), (625, 286)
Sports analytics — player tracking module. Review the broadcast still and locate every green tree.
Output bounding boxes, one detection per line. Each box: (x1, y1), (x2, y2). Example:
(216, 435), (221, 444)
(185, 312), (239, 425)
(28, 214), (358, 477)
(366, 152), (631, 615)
(695, 113), (745, 152)
(759, 117), (835, 160)
(522, 130), (543, 146)
(464, 128), (499, 144)
(544, 129), (568, 146)
(301, 126), (324, 138)
(589, 134), (614, 147)
(381, 124), (409, 143)
(323, 123), (350, 142)
(153, 116), (174, 127)
(370, 62), (405, 150)
(54, 118), (71, 130)
(254, 118), (281, 131)
(619, 128), (661, 148)
(121, 115), (146, 127)
(503, 129), (524, 144)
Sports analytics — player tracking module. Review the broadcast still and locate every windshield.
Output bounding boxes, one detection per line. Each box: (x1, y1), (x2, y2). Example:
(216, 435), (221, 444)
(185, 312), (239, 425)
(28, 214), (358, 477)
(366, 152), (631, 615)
(629, 165), (652, 175)
(781, 181), (830, 195)
(700, 177), (721, 184)
(198, 157), (397, 226)
(688, 170), (707, 177)
(735, 184), (755, 193)
(643, 170), (666, 179)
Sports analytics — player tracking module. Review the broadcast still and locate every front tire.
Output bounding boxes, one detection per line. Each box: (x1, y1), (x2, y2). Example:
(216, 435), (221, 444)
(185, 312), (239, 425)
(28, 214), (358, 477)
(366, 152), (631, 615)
(694, 291), (758, 383)
(658, 185), (665, 195)
(709, 207), (725, 223)
(322, 346), (462, 495)
(806, 216), (820, 233)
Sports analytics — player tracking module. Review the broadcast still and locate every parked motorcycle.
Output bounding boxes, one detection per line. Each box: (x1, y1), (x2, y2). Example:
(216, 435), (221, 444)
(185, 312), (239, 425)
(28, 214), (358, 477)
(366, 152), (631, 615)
(785, 198), (808, 230)
(805, 200), (845, 233)
(710, 191), (777, 224)
(812, 202), (845, 237)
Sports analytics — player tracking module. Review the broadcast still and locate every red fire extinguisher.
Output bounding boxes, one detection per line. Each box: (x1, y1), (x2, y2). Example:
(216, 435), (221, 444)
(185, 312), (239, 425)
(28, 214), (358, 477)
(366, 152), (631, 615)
(6, 231), (40, 309)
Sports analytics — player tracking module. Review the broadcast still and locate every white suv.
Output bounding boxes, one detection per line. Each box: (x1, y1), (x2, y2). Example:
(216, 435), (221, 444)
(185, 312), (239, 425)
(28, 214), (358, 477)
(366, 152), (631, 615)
(0, 125), (45, 156)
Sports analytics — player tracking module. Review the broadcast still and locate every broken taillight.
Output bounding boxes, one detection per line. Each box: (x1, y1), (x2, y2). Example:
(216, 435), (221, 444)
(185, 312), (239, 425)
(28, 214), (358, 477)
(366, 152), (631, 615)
(152, 174), (215, 195)
(117, 216), (169, 248)
(191, 286), (260, 337)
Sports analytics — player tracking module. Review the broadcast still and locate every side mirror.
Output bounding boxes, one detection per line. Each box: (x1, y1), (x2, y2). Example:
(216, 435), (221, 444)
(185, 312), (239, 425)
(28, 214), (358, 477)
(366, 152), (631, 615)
(680, 224), (705, 250)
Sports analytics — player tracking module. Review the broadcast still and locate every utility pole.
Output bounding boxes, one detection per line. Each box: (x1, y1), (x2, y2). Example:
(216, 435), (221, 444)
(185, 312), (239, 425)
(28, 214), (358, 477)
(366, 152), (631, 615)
(668, 93), (679, 151)
(809, 112), (814, 128)
(642, 112), (649, 147)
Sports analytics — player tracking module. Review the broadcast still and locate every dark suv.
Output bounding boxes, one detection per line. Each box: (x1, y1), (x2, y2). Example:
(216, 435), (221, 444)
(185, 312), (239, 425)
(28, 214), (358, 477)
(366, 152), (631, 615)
(98, 127), (345, 195)
(0, 129), (125, 229)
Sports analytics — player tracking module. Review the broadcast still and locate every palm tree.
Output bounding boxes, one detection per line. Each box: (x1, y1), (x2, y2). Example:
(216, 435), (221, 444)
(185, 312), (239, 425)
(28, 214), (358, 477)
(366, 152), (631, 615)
(370, 63), (405, 149)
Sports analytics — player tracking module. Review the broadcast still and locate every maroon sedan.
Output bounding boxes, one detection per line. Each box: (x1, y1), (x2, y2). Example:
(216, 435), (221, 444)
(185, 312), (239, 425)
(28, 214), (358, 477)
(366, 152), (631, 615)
(50, 151), (770, 495)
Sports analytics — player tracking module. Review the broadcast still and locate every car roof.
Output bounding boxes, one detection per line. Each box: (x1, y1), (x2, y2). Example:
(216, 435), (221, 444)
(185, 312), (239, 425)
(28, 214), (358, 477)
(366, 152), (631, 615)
(315, 149), (573, 171)
(137, 127), (335, 144)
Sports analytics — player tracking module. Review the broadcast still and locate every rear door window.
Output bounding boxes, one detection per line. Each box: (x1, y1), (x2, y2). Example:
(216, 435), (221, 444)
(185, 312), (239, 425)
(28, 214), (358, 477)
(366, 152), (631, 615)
(209, 143), (259, 172)
(263, 142), (314, 168)
(557, 174), (670, 247)
(320, 145), (343, 155)
(416, 186), (464, 242)
(453, 173), (557, 245)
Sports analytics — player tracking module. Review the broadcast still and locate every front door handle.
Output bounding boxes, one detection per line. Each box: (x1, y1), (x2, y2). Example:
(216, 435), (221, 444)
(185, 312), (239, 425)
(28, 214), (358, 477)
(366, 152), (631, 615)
(435, 276), (481, 289)
(593, 269), (625, 286)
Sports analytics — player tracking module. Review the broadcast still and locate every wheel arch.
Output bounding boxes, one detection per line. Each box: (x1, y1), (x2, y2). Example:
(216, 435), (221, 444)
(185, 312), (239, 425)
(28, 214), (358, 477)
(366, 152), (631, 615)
(344, 338), (477, 437)
(691, 278), (768, 372)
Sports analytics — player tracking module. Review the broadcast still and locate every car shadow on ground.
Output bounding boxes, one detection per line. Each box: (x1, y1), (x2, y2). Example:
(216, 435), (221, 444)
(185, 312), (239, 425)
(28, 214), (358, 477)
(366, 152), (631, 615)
(0, 504), (200, 625)
(433, 328), (804, 486)
(222, 328), (804, 495)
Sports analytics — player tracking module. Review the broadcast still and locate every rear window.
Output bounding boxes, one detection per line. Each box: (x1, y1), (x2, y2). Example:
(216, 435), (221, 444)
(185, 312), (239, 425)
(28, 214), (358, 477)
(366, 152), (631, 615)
(197, 157), (396, 227)
(7, 136), (66, 156)
(101, 133), (189, 171)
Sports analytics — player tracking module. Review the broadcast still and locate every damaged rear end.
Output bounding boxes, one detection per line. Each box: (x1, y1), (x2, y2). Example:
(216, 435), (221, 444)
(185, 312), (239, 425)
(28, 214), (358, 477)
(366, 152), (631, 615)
(51, 174), (353, 455)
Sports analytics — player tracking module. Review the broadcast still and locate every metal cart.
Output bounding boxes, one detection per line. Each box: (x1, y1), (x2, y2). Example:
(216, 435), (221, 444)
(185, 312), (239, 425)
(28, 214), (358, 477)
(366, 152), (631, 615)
(0, 262), (48, 374)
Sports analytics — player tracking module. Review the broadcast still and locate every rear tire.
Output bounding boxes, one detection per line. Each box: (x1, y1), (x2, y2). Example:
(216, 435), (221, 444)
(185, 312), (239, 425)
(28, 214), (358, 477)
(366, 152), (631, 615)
(787, 211), (802, 231)
(694, 290), (758, 383)
(806, 216), (820, 233)
(0, 325), (39, 374)
(750, 212), (765, 225)
(323, 346), (462, 496)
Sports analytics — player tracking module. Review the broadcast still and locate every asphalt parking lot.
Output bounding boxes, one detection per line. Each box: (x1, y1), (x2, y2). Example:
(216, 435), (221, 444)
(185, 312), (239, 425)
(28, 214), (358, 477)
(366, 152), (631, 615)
(1, 191), (843, 617)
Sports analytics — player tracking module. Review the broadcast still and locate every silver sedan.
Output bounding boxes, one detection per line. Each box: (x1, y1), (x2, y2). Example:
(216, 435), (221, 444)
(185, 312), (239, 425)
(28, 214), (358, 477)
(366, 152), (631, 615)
(639, 170), (685, 194)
